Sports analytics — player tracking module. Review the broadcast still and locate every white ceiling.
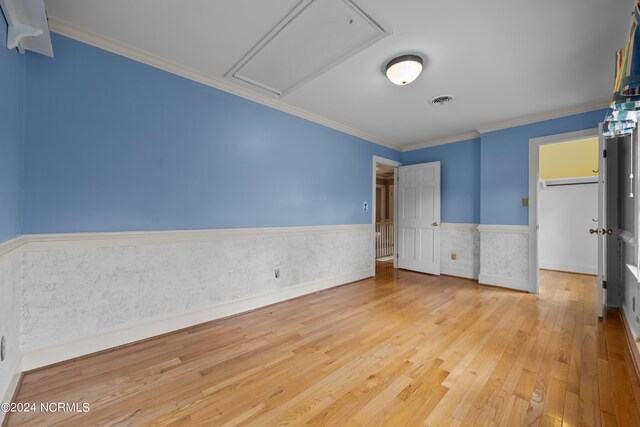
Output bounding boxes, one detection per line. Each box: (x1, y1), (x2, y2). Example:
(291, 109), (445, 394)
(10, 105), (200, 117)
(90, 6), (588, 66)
(43, 0), (631, 149)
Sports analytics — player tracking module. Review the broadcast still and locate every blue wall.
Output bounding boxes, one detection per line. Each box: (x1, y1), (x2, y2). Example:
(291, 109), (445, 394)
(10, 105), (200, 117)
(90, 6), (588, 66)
(402, 138), (481, 224)
(0, 13), (25, 242)
(400, 110), (606, 226)
(16, 33), (607, 233)
(23, 34), (400, 233)
(480, 109), (607, 225)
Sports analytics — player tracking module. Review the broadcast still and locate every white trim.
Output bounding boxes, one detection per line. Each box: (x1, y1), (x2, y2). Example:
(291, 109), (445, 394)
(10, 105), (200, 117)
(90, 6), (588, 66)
(530, 128), (600, 146)
(477, 224), (529, 234)
(0, 355), (22, 424)
(372, 156), (401, 270)
(440, 222), (479, 231)
(539, 262), (597, 275)
(478, 274), (530, 292)
(4, 226), (373, 257)
(476, 102), (610, 134)
(441, 266), (478, 280)
(21, 268), (372, 370)
(400, 102), (608, 152)
(529, 127), (599, 296)
(0, 235), (26, 258)
(47, 18), (397, 150)
(22, 224), (371, 251)
(401, 131), (480, 152)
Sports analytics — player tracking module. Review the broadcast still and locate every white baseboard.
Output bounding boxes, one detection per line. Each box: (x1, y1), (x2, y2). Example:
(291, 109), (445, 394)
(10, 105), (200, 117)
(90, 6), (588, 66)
(478, 274), (530, 292)
(440, 266), (478, 280)
(21, 268), (373, 371)
(0, 355), (22, 424)
(540, 262), (597, 275)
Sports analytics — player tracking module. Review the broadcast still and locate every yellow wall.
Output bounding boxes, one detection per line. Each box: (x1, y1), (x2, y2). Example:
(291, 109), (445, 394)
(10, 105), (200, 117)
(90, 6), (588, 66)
(539, 137), (598, 180)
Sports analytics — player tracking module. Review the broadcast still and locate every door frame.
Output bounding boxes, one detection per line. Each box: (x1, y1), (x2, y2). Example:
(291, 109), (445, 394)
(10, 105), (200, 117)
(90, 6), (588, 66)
(373, 156), (402, 269)
(528, 127), (599, 297)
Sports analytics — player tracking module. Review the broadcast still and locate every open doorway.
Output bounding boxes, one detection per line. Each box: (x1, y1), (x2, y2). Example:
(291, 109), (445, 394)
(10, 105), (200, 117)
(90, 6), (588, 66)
(529, 127), (630, 319)
(538, 137), (599, 277)
(533, 136), (603, 315)
(372, 156), (401, 275)
(376, 164), (395, 262)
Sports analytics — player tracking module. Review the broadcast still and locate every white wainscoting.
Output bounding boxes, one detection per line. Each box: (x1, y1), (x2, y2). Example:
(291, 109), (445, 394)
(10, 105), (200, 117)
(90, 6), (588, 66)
(440, 223), (480, 279)
(0, 225), (373, 373)
(0, 237), (24, 425)
(478, 224), (530, 292)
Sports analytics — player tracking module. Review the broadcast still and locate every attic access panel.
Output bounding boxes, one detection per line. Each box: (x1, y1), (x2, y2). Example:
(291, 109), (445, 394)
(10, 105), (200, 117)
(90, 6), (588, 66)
(228, 0), (388, 97)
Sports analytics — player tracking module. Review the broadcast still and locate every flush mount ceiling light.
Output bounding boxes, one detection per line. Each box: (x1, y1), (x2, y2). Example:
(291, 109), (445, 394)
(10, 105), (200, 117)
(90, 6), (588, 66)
(385, 54), (423, 85)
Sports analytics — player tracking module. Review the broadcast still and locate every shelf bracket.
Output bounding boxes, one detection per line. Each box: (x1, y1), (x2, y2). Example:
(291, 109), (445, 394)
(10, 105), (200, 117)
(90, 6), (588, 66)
(0, 0), (53, 56)
(7, 22), (43, 50)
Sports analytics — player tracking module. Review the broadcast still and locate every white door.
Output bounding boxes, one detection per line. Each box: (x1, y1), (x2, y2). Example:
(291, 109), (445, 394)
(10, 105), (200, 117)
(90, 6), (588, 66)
(397, 162), (441, 274)
(596, 126), (606, 318)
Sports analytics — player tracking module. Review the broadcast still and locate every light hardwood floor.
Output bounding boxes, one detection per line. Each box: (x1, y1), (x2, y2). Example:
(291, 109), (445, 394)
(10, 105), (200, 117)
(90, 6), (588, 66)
(5, 263), (640, 426)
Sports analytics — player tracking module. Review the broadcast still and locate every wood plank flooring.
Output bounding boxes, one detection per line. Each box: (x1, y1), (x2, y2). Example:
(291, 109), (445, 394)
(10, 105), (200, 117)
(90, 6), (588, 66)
(6, 264), (640, 426)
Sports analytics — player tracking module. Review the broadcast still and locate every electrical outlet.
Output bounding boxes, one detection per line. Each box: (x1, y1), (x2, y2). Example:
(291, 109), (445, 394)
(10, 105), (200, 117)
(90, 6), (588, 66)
(275, 268), (280, 279)
(450, 251), (457, 261)
(363, 202), (368, 212)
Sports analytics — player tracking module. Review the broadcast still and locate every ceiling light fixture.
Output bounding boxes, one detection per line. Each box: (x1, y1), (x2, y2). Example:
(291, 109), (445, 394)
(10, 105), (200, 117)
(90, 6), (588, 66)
(385, 54), (423, 86)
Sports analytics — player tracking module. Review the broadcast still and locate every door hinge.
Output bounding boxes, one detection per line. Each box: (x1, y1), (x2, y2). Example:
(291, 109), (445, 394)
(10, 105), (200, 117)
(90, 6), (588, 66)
(603, 280), (607, 289)
(603, 149), (607, 158)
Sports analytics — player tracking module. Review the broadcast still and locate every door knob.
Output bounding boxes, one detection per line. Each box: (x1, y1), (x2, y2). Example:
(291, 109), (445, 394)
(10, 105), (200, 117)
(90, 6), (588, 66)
(432, 221), (439, 227)
(589, 228), (614, 235)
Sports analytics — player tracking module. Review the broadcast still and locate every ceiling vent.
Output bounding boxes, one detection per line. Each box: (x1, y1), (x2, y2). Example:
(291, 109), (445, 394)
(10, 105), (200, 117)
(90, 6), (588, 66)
(227, 0), (389, 97)
(429, 95), (454, 106)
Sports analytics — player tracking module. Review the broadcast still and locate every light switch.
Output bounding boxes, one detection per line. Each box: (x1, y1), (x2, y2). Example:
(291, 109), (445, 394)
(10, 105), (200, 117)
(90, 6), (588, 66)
(363, 202), (368, 212)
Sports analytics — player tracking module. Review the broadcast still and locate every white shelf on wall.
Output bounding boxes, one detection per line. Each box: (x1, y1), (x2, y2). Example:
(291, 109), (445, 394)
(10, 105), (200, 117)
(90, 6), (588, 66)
(0, 0), (53, 56)
(540, 176), (598, 188)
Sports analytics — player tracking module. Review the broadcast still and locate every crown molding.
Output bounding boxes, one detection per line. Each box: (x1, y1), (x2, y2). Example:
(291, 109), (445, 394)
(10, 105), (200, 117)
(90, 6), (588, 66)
(47, 17), (399, 150)
(400, 101), (609, 153)
(46, 18), (611, 154)
(474, 101), (610, 134)
(401, 131), (480, 152)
